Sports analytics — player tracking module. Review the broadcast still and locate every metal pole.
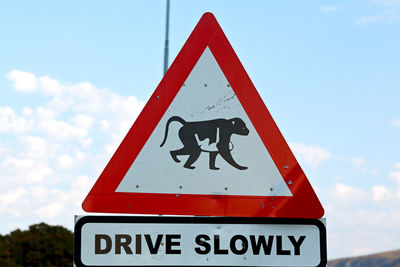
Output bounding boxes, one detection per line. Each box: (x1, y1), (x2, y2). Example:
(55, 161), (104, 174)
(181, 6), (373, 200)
(163, 0), (170, 75)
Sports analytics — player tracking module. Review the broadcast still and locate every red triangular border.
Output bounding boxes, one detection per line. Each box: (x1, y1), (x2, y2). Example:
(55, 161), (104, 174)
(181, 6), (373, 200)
(82, 13), (324, 218)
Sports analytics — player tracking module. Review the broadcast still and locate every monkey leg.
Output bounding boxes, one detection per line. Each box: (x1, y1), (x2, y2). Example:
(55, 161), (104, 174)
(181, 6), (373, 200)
(209, 152), (220, 170)
(183, 149), (201, 169)
(170, 147), (192, 163)
(170, 151), (181, 162)
(217, 143), (248, 170)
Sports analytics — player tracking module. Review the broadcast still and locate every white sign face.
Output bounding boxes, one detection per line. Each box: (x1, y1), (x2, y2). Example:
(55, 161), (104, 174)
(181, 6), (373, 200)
(74, 216), (327, 267)
(116, 48), (291, 197)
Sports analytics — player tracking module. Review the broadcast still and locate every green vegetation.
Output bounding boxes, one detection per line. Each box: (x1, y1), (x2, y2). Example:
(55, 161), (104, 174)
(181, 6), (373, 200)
(0, 223), (72, 267)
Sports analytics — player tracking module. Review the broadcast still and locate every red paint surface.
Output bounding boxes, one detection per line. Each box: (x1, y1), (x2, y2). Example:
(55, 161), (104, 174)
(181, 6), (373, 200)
(82, 13), (324, 218)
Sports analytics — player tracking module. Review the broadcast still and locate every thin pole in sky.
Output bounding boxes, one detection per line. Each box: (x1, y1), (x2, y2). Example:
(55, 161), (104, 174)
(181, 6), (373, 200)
(163, 0), (170, 75)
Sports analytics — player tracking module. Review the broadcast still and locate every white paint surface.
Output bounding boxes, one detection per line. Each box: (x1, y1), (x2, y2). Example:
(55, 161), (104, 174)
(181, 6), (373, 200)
(116, 47), (291, 196)
(78, 217), (323, 266)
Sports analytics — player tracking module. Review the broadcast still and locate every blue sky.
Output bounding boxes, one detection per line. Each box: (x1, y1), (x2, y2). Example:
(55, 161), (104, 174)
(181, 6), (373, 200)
(0, 0), (399, 260)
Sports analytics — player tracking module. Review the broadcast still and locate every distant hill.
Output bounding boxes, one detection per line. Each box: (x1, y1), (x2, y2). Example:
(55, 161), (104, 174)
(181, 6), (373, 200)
(329, 249), (400, 267)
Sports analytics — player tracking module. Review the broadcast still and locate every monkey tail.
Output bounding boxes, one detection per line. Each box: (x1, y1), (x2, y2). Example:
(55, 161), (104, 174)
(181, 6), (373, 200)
(160, 116), (186, 147)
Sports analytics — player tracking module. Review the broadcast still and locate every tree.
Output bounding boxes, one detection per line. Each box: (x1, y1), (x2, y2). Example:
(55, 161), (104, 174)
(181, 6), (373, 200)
(0, 223), (73, 267)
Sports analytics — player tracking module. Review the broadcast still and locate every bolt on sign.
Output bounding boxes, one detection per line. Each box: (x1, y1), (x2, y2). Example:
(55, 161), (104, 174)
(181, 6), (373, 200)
(75, 12), (327, 267)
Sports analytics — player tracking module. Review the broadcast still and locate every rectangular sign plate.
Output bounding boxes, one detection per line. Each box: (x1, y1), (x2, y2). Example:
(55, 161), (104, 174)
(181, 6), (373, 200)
(74, 216), (327, 267)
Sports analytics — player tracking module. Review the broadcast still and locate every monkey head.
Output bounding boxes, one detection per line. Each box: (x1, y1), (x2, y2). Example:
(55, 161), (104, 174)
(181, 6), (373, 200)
(230, 118), (249, 136)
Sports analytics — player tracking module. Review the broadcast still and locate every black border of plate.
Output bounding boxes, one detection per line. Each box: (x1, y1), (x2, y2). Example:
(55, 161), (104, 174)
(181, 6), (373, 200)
(74, 216), (327, 267)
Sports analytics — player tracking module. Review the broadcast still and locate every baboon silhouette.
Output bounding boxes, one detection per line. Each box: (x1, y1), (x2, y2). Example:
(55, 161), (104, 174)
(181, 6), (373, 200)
(160, 116), (249, 170)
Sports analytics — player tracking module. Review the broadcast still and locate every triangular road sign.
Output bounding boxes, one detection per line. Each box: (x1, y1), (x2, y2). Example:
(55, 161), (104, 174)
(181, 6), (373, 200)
(82, 13), (324, 218)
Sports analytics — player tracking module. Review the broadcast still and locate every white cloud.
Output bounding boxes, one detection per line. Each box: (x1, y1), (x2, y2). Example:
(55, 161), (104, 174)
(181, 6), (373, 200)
(356, 15), (380, 26)
(73, 175), (92, 191)
(390, 170), (400, 183)
(71, 114), (94, 130)
(355, 0), (400, 26)
(326, 206), (400, 258)
(34, 202), (64, 219)
(350, 157), (365, 167)
(38, 75), (61, 96)
(0, 188), (27, 207)
(289, 143), (331, 168)
(31, 107), (93, 142)
(57, 150), (86, 170)
(321, 5), (338, 12)
(6, 70), (145, 124)
(0, 107), (29, 133)
(391, 119), (400, 127)
(22, 107), (34, 116)
(371, 0), (400, 6)
(99, 119), (110, 131)
(0, 70), (146, 234)
(372, 185), (393, 202)
(390, 163), (400, 183)
(349, 163), (400, 205)
(1, 157), (53, 184)
(4, 69), (144, 147)
(325, 188), (400, 258)
(331, 183), (369, 203)
(389, 165), (400, 198)
(57, 154), (75, 170)
(325, 162), (400, 258)
(348, 156), (378, 175)
(7, 70), (37, 92)
(21, 135), (48, 158)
